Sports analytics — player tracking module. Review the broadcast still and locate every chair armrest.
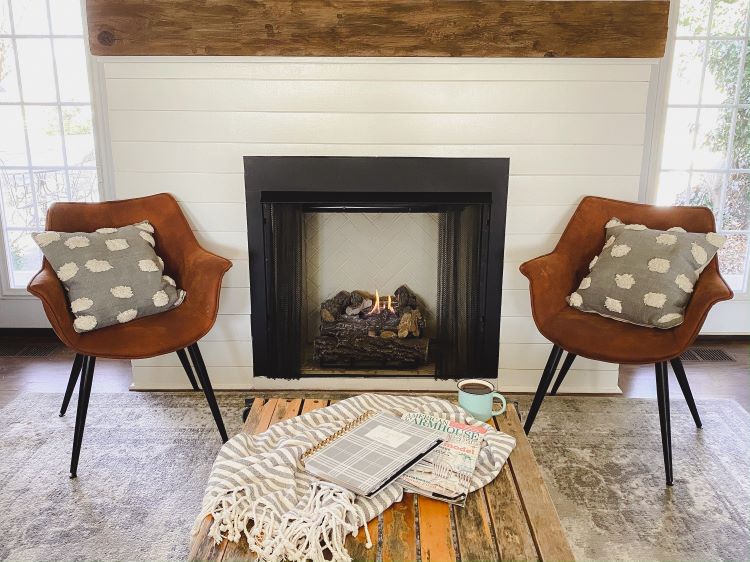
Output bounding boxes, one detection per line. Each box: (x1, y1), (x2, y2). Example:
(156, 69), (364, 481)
(519, 252), (577, 326)
(178, 250), (233, 308)
(27, 264), (76, 345)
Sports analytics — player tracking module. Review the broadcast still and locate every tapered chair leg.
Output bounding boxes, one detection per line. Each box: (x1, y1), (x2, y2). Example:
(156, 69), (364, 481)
(655, 361), (673, 486)
(550, 353), (577, 395)
(188, 343), (228, 443)
(177, 348), (200, 390)
(670, 357), (702, 429)
(60, 353), (84, 416)
(524, 345), (564, 434)
(70, 355), (95, 478)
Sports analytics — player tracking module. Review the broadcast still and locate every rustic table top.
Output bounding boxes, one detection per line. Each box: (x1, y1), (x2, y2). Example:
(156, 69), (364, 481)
(189, 396), (575, 562)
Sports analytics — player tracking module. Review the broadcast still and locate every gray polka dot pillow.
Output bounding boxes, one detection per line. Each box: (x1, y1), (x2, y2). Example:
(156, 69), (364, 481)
(32, 221), (186, 333)
(568, 217), (725, 329)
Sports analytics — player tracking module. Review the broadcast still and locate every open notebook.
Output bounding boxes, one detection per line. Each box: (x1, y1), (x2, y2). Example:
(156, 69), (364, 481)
(303, 410), (443, 497)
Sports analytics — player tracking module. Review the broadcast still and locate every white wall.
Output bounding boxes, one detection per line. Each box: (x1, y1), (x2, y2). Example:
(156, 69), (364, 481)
(100, 57), (656, 392)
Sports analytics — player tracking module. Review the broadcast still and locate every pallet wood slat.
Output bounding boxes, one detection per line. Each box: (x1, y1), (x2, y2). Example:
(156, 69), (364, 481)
(381, 493), (417, 562)
(86, 0), (668, 58)
(417, 496), (456, 562)
(495, 405), (576, 562)
(453, 490), (501, 562)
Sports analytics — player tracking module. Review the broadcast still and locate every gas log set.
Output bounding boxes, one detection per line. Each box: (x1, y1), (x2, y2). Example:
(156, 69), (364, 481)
(313, 285), (430, 368)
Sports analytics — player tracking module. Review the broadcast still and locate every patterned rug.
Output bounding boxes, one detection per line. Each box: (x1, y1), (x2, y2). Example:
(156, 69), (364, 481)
(0, 392), (748, 561)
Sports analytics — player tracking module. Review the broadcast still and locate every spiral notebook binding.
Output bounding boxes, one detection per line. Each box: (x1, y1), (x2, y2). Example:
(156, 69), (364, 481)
(301, 410), (375, 462)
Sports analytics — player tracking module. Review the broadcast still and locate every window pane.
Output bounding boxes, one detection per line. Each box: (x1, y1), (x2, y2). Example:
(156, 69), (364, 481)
(677, 0), (712, 36)
(25, 105), (64, 166)
(0, 105), (27, 166)
(0, 170), (37, 227)
(34, 168), (68, 216)
(669, 40), (706, 104)
(710, 0), (749, 36)
(10, 0), (48, 35)
(740, 43), (750, 103)
(16, 38), (56, 102)
(0, 39), (21, 102)
(719, 233), (748, 290)
(733, 108), (750, 169)
(702, 40), (743, 104)
(722, 173), (750, 230)
(54, 38), (89, 102)
(677, 172), (724, 219)
(63, 106), (95, 166)
(68, 169), (98, 202)
(5, 230), (42, 288)
(693, 107), (731, 168)
(49, 0), (83, 35)
(0, 0), (11, 35)
(661, 108), (699, 169)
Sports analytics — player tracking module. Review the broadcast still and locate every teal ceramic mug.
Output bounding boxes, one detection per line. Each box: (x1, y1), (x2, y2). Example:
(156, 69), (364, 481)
(457, 379), (507, 421)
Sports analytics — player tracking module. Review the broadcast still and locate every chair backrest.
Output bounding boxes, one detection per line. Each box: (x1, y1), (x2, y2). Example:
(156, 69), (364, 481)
(45, 193), (198, 285)
(558, 196), (719, 290)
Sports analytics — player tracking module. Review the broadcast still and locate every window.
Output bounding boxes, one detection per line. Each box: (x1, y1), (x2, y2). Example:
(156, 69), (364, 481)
(0, 0), (100, 291)
(656, 0), (750, 291)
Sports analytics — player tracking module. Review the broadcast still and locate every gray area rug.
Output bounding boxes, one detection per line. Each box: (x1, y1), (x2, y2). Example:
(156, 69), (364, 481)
(0, 392), (748, 561)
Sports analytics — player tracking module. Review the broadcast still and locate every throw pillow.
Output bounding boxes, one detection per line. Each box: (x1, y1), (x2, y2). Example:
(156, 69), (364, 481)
(32, 221), (186, 333)
(568, 217), (725, 329)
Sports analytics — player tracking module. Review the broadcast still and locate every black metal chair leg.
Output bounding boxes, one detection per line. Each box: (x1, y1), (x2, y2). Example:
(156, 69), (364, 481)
(177, 348), (200, 390)
(524, 345), (563, 434)
(655, 361), (673, 486)
(670, 357), (702, 429)
(550, 352), (577, 395)
(188, 343), (229, 443)
(60, 353), (84, 417)
(70, 355), (95, 478)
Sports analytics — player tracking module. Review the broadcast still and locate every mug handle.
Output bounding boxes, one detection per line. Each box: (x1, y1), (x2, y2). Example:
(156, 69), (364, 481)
(491, 392), (507, 416)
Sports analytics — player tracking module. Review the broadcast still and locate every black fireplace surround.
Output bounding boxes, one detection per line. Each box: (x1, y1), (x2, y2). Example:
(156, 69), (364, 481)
(245, 156), (509, 379)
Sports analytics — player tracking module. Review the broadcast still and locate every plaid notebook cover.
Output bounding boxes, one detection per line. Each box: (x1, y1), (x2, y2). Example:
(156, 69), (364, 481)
(304, 411), (443, 496)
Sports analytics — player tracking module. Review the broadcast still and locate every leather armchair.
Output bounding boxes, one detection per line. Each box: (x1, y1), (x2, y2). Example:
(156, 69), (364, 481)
(520, 196), (733, 485)
(27, 193), (232, 477)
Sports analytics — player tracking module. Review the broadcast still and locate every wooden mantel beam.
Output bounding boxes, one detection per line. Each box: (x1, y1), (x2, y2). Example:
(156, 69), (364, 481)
(86, 0), (670, 58)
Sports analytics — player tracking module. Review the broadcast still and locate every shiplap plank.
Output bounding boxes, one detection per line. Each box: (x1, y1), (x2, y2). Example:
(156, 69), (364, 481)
(106, 79), (649, 114)
(217, 287), (251, 314)
(500, 316), (549, 344)
(134, 341), (252, 367)
(503, 262), (529, 291)
(203, 314), (252, 341)
(179, 202), (247, 232)
(499, 343), (617, 371)
(221, 259), (250, 288)
(104, 60), (654, 82)
(112, 142), (644, 176)
(498, 368), (622, 394)
(502, 289), (532, 317)
(108, 111), (646, 146)
(194, 231), (248, 260)
(114, 172), (641, 206)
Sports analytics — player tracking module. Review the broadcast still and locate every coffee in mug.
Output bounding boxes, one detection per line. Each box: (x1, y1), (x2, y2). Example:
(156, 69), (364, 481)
(457, 379), (507, 421)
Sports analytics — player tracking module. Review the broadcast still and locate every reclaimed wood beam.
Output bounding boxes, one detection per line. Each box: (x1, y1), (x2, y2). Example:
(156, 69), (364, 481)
(86, 0), (669, 58)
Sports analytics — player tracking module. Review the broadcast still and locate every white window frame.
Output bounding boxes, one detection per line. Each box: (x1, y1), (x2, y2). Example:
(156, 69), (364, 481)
(645, 0), (750, 296)
(0, 0), (113, 297)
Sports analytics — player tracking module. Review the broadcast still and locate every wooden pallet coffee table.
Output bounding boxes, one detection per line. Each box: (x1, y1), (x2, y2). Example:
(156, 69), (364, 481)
(189, 396), (575, 562)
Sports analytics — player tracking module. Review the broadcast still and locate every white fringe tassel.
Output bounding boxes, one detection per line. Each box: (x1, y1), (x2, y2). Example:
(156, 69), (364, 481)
(194, 482), (373, 562)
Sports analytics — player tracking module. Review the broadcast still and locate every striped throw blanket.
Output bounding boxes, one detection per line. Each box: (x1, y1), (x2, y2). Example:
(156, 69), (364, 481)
(193, 394), (516, 562)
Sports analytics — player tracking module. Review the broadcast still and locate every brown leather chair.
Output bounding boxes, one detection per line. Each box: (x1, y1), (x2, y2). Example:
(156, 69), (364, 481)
(27, 193), (232, 477)
(520, 196), (733, 485)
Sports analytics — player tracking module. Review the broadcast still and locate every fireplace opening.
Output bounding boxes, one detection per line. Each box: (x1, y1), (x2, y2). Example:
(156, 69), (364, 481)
(245, 157), (508, 380)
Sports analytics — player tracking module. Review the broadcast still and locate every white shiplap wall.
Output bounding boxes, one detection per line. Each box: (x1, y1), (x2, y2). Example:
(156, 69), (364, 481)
(101, 57), (655, 392)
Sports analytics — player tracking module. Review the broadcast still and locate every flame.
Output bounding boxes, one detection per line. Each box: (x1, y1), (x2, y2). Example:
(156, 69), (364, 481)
(366, 290), (397, 315)
(366, 290), (380, 315)
(386, 295), (395, 314)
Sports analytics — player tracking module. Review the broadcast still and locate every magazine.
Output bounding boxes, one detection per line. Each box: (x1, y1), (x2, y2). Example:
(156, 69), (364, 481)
(397, 412), (487, 506)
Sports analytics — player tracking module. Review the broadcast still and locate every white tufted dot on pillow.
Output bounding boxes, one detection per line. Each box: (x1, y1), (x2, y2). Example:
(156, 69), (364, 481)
(64, 236), (90, 249)
(85, 259), (113, 273)
(74, 315), (97, 332)
(175, 289), (186, 306)
(624, 224), (647, 230)
(668, 226), (686, 233)
(57, 262), (79, 282)
(675, 274), (694, 293)
(152, 290), (169, 307)
(578, 277), (591, 290)
(614, 273), (636, 289)
(603, 235), (616, 249)
(117, 309), (138, 323)
(138, 259), (159, 272)
(157, 256), (164, 270)
(589, 255), (598, 270)
(658, 313), (683, 324)
(605, 218), (623, 228)
(70, 297), (93, 313)
(643, 292), (667, 308)
(569, 292), (583, 307)
(604, 297), (623, 313)
(135, 222), (155, 233)
(95, 227), (118, 234)
(656, 233), (677, 245)
(105, 238), (129, 251)
(691, 242), (708, 265)
(139, 231), (156, 247)
(648, 258), (671, 273)
(705, 232), (726, 248)
(162, 275), (176, 287)
(110, 285), (134, 299)
(611, 244), (631, 258)
(34, 231), (60, 247)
